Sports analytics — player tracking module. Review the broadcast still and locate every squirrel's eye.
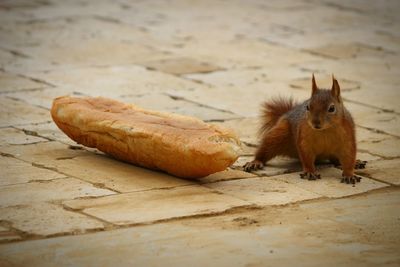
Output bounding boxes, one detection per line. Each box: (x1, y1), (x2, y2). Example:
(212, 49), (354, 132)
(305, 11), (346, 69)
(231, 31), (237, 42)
(306, 104), (310, 111)
(328, 105), (335, 113)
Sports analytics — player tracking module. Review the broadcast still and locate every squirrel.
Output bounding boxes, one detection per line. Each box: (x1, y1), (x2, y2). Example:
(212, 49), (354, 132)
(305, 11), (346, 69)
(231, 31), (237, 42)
(243, 74), (366, 185)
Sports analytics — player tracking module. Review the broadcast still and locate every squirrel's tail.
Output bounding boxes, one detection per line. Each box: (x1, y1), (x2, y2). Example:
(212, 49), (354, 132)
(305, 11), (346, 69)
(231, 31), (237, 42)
(260, 97), (296, 135)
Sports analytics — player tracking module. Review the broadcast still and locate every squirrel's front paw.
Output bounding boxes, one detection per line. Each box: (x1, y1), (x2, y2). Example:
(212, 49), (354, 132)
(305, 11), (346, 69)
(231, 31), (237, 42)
(300, 172), (321, 180)
(341, 175), (362, 185)
(243, 160), (264, 172)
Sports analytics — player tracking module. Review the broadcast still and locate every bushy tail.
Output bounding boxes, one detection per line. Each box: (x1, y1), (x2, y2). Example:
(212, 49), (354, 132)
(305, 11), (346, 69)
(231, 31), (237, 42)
(260, 97), (296, 135)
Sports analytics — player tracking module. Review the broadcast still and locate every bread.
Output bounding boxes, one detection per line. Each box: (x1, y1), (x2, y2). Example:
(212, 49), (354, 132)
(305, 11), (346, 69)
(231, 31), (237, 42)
(51, 96), (241, 178)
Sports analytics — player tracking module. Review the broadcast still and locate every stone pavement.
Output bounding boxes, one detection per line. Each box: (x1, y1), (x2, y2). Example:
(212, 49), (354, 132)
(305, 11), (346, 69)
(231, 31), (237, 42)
(0, 0), (399, 266)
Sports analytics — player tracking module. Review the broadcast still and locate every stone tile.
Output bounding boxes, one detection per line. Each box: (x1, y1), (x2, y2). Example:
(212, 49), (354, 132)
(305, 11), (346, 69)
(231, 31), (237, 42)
(1, 190), (399, 267)
(166, 39), (319, 69)
(212, 117), (260, 145)
(305, 43), (390, 59)
(0, 141), (91, 166)
(0, 177), (115, 208)
(119, 93), (239, 121)
(15, 122), (77, 145)
(0, 225), (21, 242)
(274, 168), (388, 198)
(0, 72), (44, 93)
(26, 65), (206, 98)
(347, 102), (400, 138)
(7, 87), (83, 109)
(0, 17), (169, 67)
(0, 96), (50, 127)
(50, 154), (194, 193)
(355, 159), (400, 185)
(199, 169), (256, 183)
(64, 185), (249, 225)
(0, 141), (195, 192)
(233, 156), (303, 176)
(0, 156), (65, 186)
(358, 137), (400, 158)
(139, 57), (222, 75)
(0, 127), (47, 146)
(0, 203), (104, 236)
(205, 176), (321, 206)
(297, 58), (400, 113)
(290, 75), (360, 91)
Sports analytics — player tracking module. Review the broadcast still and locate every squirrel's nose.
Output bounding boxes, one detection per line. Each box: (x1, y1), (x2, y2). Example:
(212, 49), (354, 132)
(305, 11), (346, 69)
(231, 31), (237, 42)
(312, 120), (321, 129)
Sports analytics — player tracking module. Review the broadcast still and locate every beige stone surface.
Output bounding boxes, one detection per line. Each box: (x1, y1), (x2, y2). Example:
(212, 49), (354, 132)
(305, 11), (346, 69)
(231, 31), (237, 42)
(0, 203), (104, 236)
(205, 176), (321, 206)
(356, 159), (400, 185)
(0, 156), (65, 186)
(0, 226), (21, 243)
(0, 96), (50, 127)
(274, 168), (388, 198)
(15, 122), (78, 145)
(200, 169), (256, 183)
(1, 190), (398, 267)
(0, 127), (47, 146)
(64, 185), (249, 225)
(49, 154), (194, 193)
(0, 141), (91, 166)
(358, 137), (400, 158)
(0, 0), (399, 265)
(0, 72), (44, 93)
(119, 93), (239, 121)
(0, 178), (115, 208)
(139, 57), (222, 75)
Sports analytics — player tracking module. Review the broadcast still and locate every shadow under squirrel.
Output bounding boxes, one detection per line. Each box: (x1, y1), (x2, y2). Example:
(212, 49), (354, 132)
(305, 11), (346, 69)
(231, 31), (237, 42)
(243, 74), (366, 185)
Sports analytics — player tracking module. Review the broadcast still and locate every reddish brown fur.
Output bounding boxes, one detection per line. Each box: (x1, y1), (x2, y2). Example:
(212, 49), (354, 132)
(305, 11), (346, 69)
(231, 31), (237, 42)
(244, 75), (362, 184)
(260, 97), (296, 135)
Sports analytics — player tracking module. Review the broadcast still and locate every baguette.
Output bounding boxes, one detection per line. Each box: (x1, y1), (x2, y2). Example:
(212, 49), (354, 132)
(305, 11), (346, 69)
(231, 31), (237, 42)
(51, 96), (241, 178)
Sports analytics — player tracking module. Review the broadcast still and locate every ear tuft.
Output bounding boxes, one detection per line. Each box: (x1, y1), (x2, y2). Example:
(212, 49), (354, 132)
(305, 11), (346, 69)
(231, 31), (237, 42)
(311, 73), (318, 96)
(331, 74), (341, 101)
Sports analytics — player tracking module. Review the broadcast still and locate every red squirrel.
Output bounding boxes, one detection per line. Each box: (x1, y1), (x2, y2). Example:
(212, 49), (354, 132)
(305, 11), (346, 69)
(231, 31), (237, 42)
(243, 74), (366, 185)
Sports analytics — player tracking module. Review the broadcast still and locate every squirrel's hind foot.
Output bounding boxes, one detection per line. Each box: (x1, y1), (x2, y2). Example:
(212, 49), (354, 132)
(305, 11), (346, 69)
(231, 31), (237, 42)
(354, 160), (367, 169)
(341, 175), (362, 186)
(300, 172), (321, 180)
(243, 160), (264, 172)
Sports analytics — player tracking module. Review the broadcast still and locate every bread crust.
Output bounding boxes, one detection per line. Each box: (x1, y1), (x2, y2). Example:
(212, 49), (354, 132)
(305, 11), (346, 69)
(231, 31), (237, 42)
(51, 96), (241, 178)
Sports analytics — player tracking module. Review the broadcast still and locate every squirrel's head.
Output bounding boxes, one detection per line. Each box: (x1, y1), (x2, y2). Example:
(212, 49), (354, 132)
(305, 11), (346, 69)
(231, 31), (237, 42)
(305, 74), (343, 130)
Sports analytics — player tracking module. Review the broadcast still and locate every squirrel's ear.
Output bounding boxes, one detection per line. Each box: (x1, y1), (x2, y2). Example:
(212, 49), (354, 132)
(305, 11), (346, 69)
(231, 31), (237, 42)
(331, 75), (341, 101)
(311, 73), (318, 96)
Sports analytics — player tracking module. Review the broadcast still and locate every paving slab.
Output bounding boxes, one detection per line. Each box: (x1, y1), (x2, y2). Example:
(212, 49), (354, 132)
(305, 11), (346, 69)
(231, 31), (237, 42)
(199, 169), (256, 184)
(0, 177), (115, 208)
(138, 57), (223, 75)
(205, 176), (321, 206)
(1, 189), (398, 267)
(119, 93), (239, 121)
(64, 185), (249, 225)
(0, 17), (169, 67)
(0, 72), (45, 93)
(0, 226), (21, 243)
(49, 154), (194, 193)
(358, 137), (400, 158)
(212, 117), (260, 145)
(24, 65), (207, 99)
(0, 96), (50, 127)
(0, 127), (48, 146)
(0, 156), (65, 186)
(15, 122), (78, 145)
(0, 141), (195, 192)
(274, 168), (388, 198)
(0, 141), (91, 166)
(0, 203), (104, 237)
(355, 159), (400, 185)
